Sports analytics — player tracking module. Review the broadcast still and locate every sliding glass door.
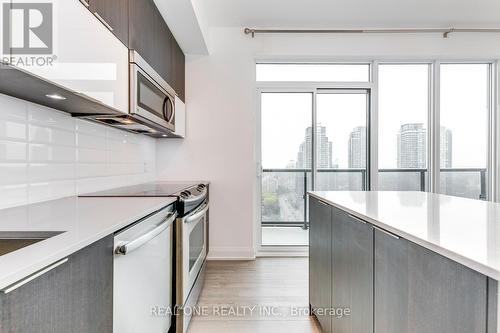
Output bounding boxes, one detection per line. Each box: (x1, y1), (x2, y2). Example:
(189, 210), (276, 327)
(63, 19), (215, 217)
(260, 90), (369, 246)
(261, 93), (313, 246)
(258, 61), (493, 248)
(316, 90), (369, 191)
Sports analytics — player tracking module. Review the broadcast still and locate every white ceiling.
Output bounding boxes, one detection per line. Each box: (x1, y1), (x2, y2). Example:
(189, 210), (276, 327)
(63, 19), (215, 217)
(203, 0), (500, 28)
(155, 0), (209, 54)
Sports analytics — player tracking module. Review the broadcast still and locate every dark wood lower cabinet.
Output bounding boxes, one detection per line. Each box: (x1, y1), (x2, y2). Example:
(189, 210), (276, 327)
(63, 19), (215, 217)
(375, 229), (488, 333)
(69, 235), (113, 333)
(331, 207), (373, 333)
(0, 236), (113, 333)
(309, 198), (495, 333)
(309, 197), (332, 333)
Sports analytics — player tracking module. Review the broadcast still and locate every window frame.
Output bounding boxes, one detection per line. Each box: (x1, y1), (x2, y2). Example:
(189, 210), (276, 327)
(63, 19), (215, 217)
(254, 59), (498, 255)
(435, 61), (495, 200)
(376, 62), (433, 192)
(256, 62), (372, 82)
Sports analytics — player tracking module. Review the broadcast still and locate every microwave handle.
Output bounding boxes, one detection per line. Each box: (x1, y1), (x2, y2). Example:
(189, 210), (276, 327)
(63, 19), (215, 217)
(163, 95), (175, 123)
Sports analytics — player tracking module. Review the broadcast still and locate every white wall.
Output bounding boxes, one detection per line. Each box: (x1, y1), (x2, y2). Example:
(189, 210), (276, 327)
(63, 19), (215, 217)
(156, 27), (500, 259)
(0, 94), (156, 209)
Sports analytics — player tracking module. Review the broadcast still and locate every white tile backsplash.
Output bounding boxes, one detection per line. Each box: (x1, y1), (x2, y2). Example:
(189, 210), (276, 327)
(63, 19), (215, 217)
(29, 125), (76, 146)
(0, 141), (28, 161)
(78, 147), (106, 163)
(0, 95), (28, 121)
(0, 185), (28, 207)
(28, 163), (76, 182)
(0, 164), (28, 185)
(29, 144), (77, 163)
(0, 120), (27, 140)
(0, 94), (157, 209)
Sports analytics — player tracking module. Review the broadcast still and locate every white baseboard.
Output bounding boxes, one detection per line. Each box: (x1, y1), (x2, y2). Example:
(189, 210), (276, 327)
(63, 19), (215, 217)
(257, 246), (308, 257)
(207, 247), (256, 260)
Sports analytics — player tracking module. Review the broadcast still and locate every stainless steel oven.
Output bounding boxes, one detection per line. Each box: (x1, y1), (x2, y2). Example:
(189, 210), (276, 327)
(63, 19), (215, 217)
(130, 51), (176, 132)
(181, 202), (208, 298)
(175, 185), (209, 333)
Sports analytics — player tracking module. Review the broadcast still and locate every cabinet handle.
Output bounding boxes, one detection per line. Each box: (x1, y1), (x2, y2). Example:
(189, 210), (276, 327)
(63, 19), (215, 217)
(373, 226), (400, 240)
(94, 12), (114, 32)
(347, 213), (367, 224)
(1, 258), (69, 294)
(79, 0), (90, 7)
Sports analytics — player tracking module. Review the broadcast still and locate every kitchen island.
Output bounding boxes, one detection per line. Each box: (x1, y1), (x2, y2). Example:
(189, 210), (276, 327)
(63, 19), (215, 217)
(308, 191), (500, 333)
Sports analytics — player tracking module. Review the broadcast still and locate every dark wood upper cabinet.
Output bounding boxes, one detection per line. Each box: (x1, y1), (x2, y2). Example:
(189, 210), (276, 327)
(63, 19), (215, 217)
(172, 38), (185, 101)
(128, 0), (185, 101)
(128, 0), (160, 68)
(158, 16), (173, 84)
(89, 0), (129, 46)
(84, 0), (186, 102)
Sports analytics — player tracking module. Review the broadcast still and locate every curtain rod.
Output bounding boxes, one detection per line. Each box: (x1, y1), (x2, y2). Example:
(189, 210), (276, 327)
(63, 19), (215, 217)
(243, 27), (500, 38)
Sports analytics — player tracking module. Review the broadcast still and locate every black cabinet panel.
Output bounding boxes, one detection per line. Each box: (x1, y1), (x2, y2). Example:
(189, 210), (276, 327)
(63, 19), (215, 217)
(159, 20), (173, 83)
(89, 0), (129, 46)
(375, 229), (488, 333)
(0, 236), (113, 333)
(69, 235), (113, 333)
(81, 0), (187, 102)
(129, 0), (174, 84)
(0, 258), (72, 332)
(309, 197), (332, 333)
(129, 0), (162, 75)
(172, 38), (185, 101)
(331, 207), (373, 333)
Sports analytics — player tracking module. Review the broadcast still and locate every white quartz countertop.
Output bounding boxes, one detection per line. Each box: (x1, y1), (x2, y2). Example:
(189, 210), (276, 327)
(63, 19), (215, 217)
(309, 191), (500, 280)
(0, 196), (176, 289)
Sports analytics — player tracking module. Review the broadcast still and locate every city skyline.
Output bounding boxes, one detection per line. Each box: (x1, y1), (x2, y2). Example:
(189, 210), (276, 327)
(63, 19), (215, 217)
(289, 123), (453, 169)
(397, 123), (427, 169)
(440, 127), (453, 168)
(348, 126), (367, 168)
(295, 125), (333, 169)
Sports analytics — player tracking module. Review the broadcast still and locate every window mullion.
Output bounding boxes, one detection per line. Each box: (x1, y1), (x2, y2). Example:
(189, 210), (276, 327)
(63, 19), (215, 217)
(429, 61), (441, 193)
(370, 61), (379, 190)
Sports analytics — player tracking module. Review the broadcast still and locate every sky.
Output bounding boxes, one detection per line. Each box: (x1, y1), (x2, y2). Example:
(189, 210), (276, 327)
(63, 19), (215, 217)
(261, 63), (489, 170)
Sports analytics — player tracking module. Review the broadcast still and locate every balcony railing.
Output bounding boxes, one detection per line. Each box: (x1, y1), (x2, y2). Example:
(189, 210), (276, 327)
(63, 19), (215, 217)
(261, 168), (487, 229)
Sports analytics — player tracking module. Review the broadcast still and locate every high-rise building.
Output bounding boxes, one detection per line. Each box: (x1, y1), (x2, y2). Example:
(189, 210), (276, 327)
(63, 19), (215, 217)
(296, 125), (332, 169)
(440, 127), (453, 168)
(397, 123), (427, 168)
(348, 126), (366, 168)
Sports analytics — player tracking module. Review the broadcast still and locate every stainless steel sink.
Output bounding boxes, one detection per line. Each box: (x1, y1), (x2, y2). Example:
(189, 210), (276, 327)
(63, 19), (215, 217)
(0, 231), (64, 256)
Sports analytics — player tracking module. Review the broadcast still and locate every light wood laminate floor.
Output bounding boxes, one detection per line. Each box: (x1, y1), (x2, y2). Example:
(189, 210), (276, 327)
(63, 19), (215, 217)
(187, 258), (322, 333)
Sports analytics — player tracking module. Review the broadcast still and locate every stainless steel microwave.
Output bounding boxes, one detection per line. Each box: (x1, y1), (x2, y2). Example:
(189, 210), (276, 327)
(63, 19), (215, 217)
(82, 51), (177, 137)
(130, 51), (176, 132)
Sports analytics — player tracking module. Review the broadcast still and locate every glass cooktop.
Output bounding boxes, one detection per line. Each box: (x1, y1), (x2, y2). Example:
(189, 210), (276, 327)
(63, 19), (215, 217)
(79, 182), (199, 197)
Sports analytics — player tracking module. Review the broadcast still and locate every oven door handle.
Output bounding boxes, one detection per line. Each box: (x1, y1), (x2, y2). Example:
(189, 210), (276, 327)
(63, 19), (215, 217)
(116, 212), (177, 255)
(185, 203), (209, 224)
